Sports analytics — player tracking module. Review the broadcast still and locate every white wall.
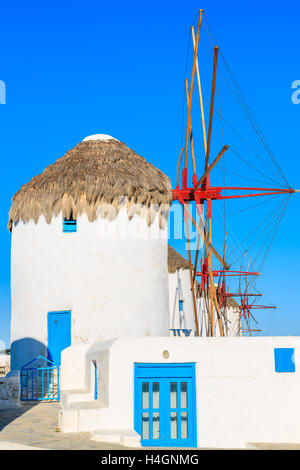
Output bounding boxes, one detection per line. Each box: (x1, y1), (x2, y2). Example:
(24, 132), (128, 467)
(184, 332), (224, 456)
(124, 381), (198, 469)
(0, 371), (20, 408)
(11, 209), (169, 370)
(168, 270), (241, 337)
(168, 269), (196, 334)
(60, 336), (300, 448)
(0, 355), (10, 368)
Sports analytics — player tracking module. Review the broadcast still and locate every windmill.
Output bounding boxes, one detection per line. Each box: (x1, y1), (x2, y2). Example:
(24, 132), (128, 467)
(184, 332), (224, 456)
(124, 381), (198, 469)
(172, 10), (298, 337)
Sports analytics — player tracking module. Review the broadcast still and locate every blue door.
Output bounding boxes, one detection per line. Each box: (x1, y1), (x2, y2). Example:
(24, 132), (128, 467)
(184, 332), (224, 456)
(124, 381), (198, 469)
(47, 311), (71, 365)
(134, 363), (197, 447)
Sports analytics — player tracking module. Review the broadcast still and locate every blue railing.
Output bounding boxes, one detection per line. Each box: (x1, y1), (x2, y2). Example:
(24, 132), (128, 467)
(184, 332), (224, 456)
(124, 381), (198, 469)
(20, 355), (60, 402)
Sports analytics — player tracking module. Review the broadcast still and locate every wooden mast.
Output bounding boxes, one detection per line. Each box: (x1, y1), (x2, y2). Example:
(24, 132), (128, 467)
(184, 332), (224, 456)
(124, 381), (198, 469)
(184, 10), (203, 169)
(205, 46), (220, 335)
(185, 79), (197, 174)
(205, 46), (219, 171)
(191, 22), (206, 290)
(185, 78), (200, 336)
(191, 23), (207, 156)
(186, 219), (200, 337)
(191, 18), (224, 336)
(180, 11), (226, 336)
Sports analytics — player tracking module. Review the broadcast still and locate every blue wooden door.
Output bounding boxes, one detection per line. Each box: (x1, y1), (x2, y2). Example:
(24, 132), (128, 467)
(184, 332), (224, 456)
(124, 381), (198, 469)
(134, 363), (197, 447)
(47, 311), (71, 365)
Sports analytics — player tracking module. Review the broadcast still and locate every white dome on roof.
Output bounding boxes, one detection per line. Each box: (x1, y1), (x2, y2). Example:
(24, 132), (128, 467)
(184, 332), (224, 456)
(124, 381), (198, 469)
(82, 134), (118, 142)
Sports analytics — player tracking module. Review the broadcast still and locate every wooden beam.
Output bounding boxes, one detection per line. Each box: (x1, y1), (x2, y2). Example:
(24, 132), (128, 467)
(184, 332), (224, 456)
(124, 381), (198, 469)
(184, 10), (203, 168)
(191, 25), (207, 156)
(185, 219), (200, 337)
(176, 147), (184, 187)
(202, 46), (220, 335)
(194, 145), (229, 191)
(191, 25), (207, 295)
(185, 79), (197, 175)
(180, 201), (229, 270)
(205, 214), (225, 337)
(193, 219), (202, 285)
(212, 287), (225, 336)
(205, 46), (219, 171)
(208, 213), (214, 335)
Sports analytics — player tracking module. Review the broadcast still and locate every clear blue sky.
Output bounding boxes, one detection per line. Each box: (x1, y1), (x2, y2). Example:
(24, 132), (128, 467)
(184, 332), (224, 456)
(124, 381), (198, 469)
(0, 0), (299, 346)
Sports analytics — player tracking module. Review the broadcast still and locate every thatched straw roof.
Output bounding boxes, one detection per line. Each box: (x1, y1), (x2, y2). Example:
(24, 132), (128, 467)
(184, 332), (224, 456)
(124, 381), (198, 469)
(8, 136), (172, 231)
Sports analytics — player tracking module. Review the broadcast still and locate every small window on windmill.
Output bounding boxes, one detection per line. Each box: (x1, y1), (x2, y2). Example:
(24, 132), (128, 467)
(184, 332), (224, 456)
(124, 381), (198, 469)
(92, 360), (98, 400)
(63, 212), (77, 233)
(179, 300), (184, 312)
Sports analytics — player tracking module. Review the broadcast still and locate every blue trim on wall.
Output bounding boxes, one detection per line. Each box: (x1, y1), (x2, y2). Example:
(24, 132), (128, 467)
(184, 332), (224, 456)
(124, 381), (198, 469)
(274, 348), (295, 373)
(93, 361), (98, 400)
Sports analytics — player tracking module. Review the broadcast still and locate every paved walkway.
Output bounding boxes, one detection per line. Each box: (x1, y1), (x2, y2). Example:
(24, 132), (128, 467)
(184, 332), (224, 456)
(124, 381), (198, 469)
(248, 442), (300, 450)
(0, 403), (131, 450)
(1, 404), (300, 450)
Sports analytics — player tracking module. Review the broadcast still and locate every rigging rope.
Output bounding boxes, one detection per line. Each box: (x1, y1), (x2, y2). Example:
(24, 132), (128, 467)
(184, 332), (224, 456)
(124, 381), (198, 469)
(227, 195), (287, 265)
(211, 193), (282, 221)
(198, 35), (287, 186)
(248, 194), (291, 293)
(202, 14), (291, 189)
(223, 167), (285, 188)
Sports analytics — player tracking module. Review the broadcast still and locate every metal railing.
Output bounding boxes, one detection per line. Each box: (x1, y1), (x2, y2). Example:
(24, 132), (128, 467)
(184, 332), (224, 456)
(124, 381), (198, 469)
(20, 355), (59, 402)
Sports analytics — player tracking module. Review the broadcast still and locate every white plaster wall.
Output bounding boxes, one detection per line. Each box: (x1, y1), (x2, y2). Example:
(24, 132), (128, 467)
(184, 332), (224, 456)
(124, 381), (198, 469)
(60, 336), (300, 448)
(226, 306), (242, 336)
(168, 270), (196, 334)
(60, 344), (91, 392)
(0, 371), (20, 408)
(168, 270), (241, 337)
(11, 209), (169, 370)
(0, 355), (10, 368)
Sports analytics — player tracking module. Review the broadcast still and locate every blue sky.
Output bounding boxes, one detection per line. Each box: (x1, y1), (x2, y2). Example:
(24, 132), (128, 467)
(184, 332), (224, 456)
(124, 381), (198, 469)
(0, 0), (299, 346)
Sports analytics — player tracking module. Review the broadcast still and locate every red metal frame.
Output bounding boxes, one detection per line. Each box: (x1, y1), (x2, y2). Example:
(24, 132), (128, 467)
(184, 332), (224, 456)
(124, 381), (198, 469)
(175, 168), (282, 335)
(173, 185), (293, 203)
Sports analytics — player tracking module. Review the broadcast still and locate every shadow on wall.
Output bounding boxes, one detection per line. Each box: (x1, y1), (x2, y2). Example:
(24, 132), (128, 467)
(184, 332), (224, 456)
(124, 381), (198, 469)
(10, 337), (48, 371)
(0, 338), (54, 431)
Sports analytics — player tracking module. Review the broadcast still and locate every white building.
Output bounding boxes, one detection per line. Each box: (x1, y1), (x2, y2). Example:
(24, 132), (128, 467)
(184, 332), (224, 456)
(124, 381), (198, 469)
(0, 354), (10, 376)
(59, 336), (300, 449)
(7, 134), (299, 449)
(9, 135), (172, 370)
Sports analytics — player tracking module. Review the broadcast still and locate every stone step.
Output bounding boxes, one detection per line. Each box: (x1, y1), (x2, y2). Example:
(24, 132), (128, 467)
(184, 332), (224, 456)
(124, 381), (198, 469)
(91, 429), (141, 448)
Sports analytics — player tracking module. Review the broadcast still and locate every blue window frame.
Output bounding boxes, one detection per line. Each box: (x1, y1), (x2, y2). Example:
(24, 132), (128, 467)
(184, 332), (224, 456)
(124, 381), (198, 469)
(134, 363), (197, 447)
(63, 217), (77, 232)
(274, 348), (295, 373)
(93, 361), (98, 400)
